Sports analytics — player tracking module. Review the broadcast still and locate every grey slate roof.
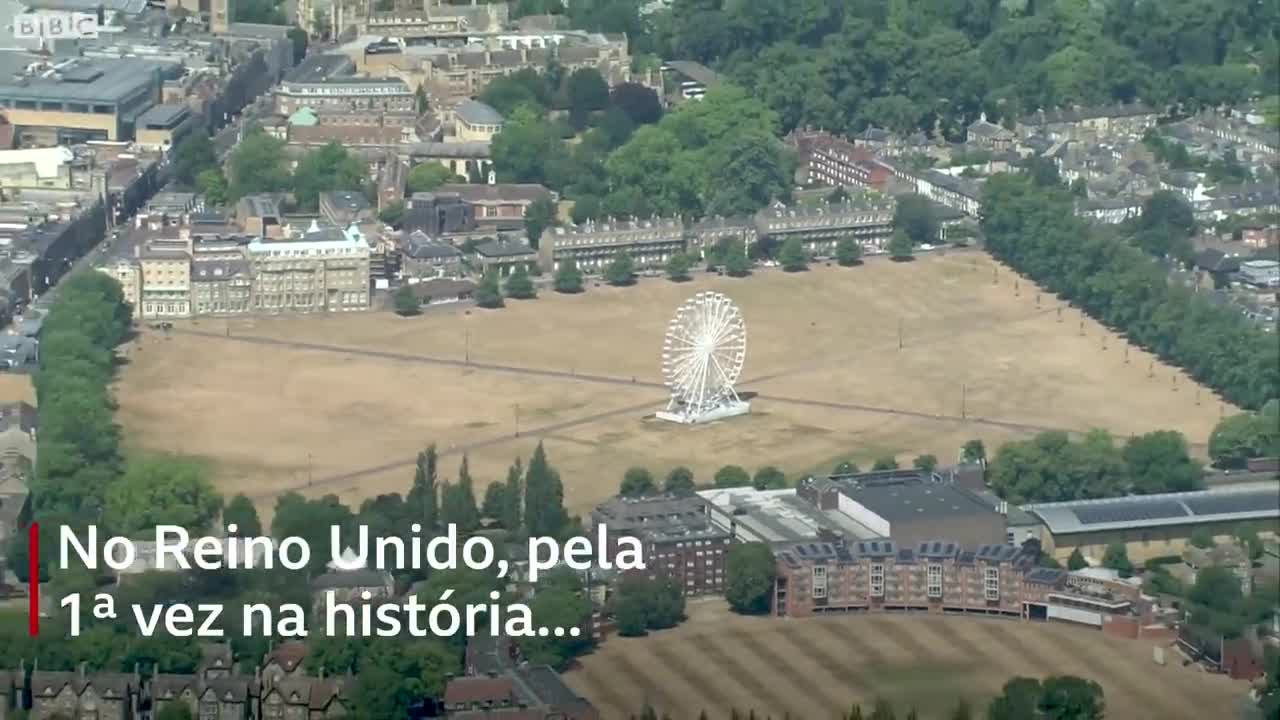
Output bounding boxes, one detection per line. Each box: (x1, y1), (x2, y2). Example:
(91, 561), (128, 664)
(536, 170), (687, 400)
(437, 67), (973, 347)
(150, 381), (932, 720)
(455, 99), (503, 126)
(136, 104), (191, 128)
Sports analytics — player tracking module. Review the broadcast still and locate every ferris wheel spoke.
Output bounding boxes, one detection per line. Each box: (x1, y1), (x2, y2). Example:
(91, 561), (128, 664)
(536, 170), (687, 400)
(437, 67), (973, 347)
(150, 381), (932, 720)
(663, 292), (746, 420)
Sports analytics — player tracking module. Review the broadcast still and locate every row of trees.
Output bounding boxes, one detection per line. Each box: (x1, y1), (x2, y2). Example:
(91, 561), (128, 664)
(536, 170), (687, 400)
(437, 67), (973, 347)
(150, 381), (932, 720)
(987, 428), (1204, 504)
(663, 0), (1276, 138)
(981, 172), (1279, 411)
(617, 452), (947, 500)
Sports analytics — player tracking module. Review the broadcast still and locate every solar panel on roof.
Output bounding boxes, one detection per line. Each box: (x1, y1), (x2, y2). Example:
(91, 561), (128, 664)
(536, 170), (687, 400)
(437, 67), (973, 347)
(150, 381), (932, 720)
(1184, 493), (1280, 517)
(1074, 500), (1188, 525)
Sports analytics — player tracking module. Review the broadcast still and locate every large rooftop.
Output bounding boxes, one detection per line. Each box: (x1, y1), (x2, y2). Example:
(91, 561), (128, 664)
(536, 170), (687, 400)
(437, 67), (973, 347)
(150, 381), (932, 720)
(842, 478), (999, 524)
(699, 487), (882, 544)
(1025, 481), (1280, 535)
(0, 55), (163, 104)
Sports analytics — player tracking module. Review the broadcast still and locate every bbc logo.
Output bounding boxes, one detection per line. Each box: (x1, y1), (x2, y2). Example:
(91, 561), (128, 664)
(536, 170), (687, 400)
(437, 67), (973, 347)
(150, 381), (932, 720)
(13, 12), (101, 40)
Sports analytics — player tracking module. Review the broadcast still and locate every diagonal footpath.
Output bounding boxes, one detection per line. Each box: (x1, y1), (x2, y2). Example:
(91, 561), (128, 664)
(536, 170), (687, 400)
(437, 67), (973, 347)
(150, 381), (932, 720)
(248, 397), (662, 499)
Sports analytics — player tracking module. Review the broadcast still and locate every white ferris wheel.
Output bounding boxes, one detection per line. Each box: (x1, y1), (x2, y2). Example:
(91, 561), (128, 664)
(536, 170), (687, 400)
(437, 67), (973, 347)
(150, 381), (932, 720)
(657, 291), (751, 425)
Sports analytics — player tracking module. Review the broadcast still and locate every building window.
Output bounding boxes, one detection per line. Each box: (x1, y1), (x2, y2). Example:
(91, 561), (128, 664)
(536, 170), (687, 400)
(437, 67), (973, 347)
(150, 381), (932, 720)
(870, 563), (884, 598)
(984, 567), (999, 601)
(812, 565), (827, 599)
(927, 564), (943, 599)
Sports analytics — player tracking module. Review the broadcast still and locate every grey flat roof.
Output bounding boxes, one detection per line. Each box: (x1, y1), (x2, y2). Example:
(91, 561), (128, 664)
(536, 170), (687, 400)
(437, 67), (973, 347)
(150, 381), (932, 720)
(666, 60), (719, 86)
(408, 141), (490, 159)
(285, 54), (355, 83)
(1025, 481), (1280, 535)
(0, 57), (162, 104)
(845, 481), (998, 524)
(455, 99), (503, 126)
(137, 104), (191, 128)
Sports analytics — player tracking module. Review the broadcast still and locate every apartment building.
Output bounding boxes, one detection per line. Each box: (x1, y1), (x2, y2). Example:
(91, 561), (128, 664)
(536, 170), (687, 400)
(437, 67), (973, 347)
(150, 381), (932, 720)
(754, 201), (897, 255)
(539, 217), (685, 272)
(773, 539), (1068, 618)
(592, 495), (733, 597)
(275, 55), (414, 115)
(138, 238), (193, 319)
(247, 224), (371, 313)
(191, 237), (253, 316)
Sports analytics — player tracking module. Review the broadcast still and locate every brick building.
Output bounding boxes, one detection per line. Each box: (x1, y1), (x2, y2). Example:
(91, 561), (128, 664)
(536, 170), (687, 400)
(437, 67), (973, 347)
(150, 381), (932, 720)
(591, 495), (732, 596)
(772, 539), (1067, 618)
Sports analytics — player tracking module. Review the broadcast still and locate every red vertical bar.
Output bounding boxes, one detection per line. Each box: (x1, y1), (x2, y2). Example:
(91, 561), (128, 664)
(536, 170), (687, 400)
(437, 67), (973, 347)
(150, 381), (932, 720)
(28, 522), (39, 636)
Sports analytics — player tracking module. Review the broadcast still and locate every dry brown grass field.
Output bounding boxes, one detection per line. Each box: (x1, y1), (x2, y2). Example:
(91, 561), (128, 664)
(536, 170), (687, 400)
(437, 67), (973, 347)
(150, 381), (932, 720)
(565, 602), (1243, 719)
(111, 252), (1232, 514)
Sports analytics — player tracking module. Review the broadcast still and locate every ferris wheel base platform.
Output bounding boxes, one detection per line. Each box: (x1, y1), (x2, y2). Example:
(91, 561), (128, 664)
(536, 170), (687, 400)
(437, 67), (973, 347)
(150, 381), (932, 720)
(656, 400), (751, 425)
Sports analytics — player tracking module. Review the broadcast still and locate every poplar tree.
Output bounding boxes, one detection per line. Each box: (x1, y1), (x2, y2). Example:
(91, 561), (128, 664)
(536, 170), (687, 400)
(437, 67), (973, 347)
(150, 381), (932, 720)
(524, 442), (568, 537)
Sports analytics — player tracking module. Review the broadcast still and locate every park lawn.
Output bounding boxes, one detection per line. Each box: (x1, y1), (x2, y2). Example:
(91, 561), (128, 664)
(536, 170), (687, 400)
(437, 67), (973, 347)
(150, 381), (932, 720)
(113, 252), (1231, 516)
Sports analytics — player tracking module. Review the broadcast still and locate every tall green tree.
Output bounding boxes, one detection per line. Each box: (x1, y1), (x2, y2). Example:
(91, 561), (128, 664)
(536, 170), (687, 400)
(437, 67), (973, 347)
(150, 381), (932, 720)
(524, 196), (557, 249)
(170, 131), (218, 186)
(504, 264), (537, 299)
(393, 285), (421, 316)
(566, 67), (610, 114)
(752, 466), (787, 490)
(524, 442), (568, 538)
(778, 238), (809, 271)
(222, 494), (262, 536)
(1121, 430), (1202, 494)
(475, 270), (505, 308)
(227, 130), (290, 201)
(292, 142), (367, 211)
(1208, 406), (1280, 469)
(408, 446), (439, 531)
(666, 252), (694, 281)
(554, 257), (585, 293)
(893, 194), (939, 246)
(501, 459), (523, 531)
(406, 163), (459, 194)
(604, 251), (636, 286)
(440, 456), (480, 532)
(888, 230), (915, 261)
(1101, 543), (1133, 577)
(836, 238), (863, 266)
(664, 467), (696, 496)
(725, 543), (777, 615)
(714, 465), (751, 488)
(104, 456), (222, 537)
(620, 467), (657, 497)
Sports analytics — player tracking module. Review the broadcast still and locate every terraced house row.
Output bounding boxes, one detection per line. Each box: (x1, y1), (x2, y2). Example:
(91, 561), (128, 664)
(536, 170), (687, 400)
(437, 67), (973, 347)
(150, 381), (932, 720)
(773, 539), (1066, 618)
